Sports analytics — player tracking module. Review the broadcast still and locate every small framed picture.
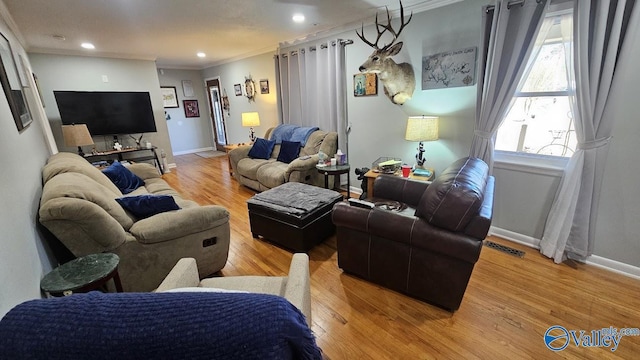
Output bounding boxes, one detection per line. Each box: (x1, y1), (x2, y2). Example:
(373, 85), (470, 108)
(181, 80), (194, 97)
(161, 86), (179, 108)
(234, 83), (242, 96)
(353, 73), (378, 96)
(260, 79), (269, 94)
(183, 99), (199, 117)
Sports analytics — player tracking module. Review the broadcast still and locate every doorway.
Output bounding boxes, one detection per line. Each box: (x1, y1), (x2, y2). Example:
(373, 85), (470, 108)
(205, 78), (227, 151)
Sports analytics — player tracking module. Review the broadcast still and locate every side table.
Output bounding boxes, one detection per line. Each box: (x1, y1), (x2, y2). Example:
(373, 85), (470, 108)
(316, 164), (351, 199)
(364, 168), (434, 199)
(40, 253), (123, 297)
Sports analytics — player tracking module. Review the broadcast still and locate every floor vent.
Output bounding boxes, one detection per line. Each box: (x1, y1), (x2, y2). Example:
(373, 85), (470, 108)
(484, 240), (525, 258)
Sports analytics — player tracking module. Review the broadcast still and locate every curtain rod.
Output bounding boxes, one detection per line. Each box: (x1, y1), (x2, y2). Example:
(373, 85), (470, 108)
(485, 0), (542, 13)
(278, 39), (353, 58)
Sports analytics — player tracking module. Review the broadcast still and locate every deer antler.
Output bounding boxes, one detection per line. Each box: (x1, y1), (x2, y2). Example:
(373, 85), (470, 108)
(356, 0), (413, 51)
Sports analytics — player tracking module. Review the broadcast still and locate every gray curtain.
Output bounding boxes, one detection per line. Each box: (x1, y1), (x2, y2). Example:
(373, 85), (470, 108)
(275, 40), (348, 153)
(540, 0), (638, 263)
(470, 0), (548, 172)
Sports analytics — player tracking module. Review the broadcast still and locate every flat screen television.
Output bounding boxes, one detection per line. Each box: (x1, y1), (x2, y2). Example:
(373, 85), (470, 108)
(54, 91), (157, 136)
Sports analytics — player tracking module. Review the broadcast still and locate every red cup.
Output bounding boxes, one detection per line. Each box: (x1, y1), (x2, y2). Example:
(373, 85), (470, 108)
(401, 165), (411, 177)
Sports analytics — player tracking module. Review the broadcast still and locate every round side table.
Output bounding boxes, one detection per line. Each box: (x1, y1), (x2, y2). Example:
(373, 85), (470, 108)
(40, 253), (123, 297)
(316, 164), (351, 199)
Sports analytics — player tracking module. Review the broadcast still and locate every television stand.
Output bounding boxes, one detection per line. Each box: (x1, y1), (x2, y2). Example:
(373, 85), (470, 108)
(84, 147), (164, 175)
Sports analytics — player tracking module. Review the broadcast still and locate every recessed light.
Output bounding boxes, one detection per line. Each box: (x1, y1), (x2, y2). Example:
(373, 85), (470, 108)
(292, 14), (305, 23)
(81, 42), (95, 49)
(197, 52), (206, 58)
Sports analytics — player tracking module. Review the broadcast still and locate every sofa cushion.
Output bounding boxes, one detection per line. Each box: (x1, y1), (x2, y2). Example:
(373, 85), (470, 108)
(248, 138), (276, 160)
(43, 152), (122, 196)
(102, 161), (144, 194)
(39, 172), (135, 230)
(237, 158), (275, 180)
(256, 162), (290, 189)
(276, 140), (301, 164)
(415, 157), (489, 232)
(116, 195), (180, 219)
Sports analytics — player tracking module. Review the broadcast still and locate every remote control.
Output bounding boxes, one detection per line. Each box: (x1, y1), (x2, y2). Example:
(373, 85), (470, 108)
(348, 198), (375, 209)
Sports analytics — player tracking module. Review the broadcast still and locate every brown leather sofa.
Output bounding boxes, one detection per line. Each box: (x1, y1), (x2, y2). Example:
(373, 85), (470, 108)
(331, 157), (494, 311)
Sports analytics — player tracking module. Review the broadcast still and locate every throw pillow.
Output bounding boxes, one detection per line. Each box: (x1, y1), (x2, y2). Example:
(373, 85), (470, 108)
(276, 140), (301, 163)
(116, 194), (180, 219)
(102, 161), (144, 194)
(247, 138), (276, 160)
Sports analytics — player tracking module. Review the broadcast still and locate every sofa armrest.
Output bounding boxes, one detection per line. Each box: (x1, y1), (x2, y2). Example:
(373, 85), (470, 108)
(285, 155), (319, 174)
(283, 253), (311, 326)
(155, 258), (200, 292)
(373, 175), (431, 206)
(126, 163), (161, 180)
(129, 205), (229, 244)
(228, 145), (252, 168)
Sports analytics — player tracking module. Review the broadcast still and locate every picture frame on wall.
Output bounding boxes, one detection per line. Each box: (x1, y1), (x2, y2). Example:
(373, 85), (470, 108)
(181, 80), (194, 97)
(183, 99), (199, 118)
(0, 33), (32, 131)
(161, 86), (179, 108)
(260, 79), (269, 94)
(234, 83), (242, 96)
(353, 73), (378, 96)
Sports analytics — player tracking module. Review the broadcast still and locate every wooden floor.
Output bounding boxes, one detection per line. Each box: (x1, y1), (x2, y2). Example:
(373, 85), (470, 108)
(163, 154), (640, 359)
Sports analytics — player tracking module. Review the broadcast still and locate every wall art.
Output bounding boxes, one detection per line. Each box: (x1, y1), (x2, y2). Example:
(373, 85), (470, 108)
(161, 86), (179, 108)
(0, 33), (31, 131)
(183, 99), (199, 117)
(422, 47), (477, 90)
(353, 73), (378, 96)
(260, 79), (269, 94)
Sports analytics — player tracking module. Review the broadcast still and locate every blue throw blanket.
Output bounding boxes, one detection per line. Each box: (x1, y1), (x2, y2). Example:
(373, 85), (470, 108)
(0, 292), (322, 360)
(271, 124), (319, 146)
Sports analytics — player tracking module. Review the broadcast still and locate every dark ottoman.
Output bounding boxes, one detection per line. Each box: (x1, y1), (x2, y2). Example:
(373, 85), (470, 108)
(247, 182), (343, 252)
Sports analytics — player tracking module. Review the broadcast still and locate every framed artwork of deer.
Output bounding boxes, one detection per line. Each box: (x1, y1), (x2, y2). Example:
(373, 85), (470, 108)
(355, 0), (415, 105)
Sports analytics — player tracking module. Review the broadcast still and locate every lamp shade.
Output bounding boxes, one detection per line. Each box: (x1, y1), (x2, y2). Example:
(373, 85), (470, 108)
(62, 124), (94, 147)
(241, 112), (260, 127)
(405, 116), (439, 142)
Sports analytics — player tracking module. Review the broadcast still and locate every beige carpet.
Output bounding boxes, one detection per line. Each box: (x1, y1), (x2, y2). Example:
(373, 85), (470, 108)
(195, 151), (226, 158)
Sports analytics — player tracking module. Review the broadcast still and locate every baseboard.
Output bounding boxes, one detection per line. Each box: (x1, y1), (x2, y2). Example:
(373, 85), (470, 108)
(490, 226), (640, 280)
(172, 147), (215, 156)
(489, 226), (541, 249)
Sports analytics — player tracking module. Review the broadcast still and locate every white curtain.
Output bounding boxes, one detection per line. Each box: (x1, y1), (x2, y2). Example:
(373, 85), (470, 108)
(470, 0), (549, 172)
(275, 40), (348, 152)
(540, 0), (638, 263)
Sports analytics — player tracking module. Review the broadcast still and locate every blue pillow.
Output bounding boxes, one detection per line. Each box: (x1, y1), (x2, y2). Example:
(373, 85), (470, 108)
(247, 138), (276, 160)
(102, 161), (144, 194)
(116, 195), (180, 219)
(276, 140), (301, 163)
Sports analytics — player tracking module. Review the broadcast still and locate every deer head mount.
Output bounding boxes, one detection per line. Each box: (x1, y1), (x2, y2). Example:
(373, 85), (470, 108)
(356, 0), (415, 105)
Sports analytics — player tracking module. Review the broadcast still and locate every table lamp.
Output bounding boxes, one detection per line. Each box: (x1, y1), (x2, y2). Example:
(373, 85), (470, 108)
(241, 112), (260, 142)
(405, 116), (438, 168)
(62, 124), (94, 157)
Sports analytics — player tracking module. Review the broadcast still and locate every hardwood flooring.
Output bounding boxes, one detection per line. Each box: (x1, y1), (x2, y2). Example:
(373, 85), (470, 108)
(163, 154), (640, 359)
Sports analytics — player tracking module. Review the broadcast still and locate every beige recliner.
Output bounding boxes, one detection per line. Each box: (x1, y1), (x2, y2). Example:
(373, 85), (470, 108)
(38, 152), (231, 292)
(156, 253), (312, 326)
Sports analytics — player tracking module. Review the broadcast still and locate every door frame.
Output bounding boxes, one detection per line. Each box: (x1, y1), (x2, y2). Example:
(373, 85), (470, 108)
(203, 76), (227, 151)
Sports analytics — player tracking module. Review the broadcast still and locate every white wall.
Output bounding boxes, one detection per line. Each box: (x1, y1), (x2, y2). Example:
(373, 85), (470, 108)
(0, 10), (56, 317)
(200, 52), (278, 145)
(158, 69), (213, 154)
(28, 54), (175, 165)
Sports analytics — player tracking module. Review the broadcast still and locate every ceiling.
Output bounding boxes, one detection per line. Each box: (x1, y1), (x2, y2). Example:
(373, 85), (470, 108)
(2, 0), (461, 69)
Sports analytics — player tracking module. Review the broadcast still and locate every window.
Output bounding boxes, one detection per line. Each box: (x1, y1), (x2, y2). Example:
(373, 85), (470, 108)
(495, 11), (575, 158)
